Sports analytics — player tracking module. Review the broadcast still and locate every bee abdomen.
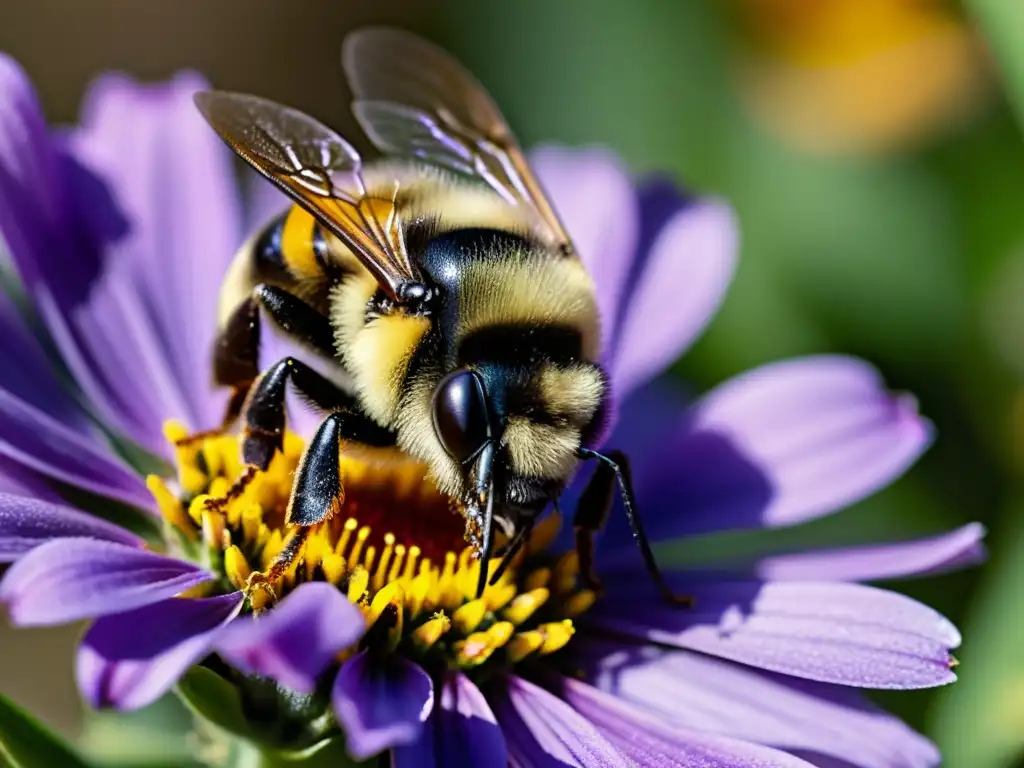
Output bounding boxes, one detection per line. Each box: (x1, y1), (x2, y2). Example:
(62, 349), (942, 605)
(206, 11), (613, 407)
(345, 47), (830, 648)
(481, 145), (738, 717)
(254, 205), (333, 286)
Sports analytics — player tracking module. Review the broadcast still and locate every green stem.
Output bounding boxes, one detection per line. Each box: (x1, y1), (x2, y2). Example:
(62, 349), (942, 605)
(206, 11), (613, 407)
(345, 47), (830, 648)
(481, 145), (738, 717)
(965, 0), (1024, 129)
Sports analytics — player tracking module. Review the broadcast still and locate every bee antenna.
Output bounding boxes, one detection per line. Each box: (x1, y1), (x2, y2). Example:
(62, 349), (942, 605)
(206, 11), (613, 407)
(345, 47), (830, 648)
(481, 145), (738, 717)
(577, 448), (691, 606)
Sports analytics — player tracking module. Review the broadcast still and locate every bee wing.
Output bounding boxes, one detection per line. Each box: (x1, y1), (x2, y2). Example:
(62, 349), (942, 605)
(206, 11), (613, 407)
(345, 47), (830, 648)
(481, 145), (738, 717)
(194, 90), (421, 301)
(342, 28), (574, 256)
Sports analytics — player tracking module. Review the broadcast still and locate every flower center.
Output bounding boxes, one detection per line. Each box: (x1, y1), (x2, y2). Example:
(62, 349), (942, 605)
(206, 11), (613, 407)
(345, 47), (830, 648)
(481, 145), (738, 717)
(149, 421), (595, 675)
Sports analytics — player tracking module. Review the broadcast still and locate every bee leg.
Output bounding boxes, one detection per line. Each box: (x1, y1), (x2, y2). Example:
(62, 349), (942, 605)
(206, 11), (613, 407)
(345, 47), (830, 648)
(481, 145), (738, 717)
(577, 448), (692, 607)
(487, 519), (534, 586)
(179, 285), (336, 447)
(244, 410), (393, 603)
(204, 357), (360, 514)
(572, 459), (616, 594)
(253, 284), (337, 358)
(241, 357), (359, 470)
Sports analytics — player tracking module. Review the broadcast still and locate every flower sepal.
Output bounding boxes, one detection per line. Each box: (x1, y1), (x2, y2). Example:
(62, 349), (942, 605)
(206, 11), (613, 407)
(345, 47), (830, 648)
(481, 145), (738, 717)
(176, 665), (343, 755)
(245, 736), (370, 768)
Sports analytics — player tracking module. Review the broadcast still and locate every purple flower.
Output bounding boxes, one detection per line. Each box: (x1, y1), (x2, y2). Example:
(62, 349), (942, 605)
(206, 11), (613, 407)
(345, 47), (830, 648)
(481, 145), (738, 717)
(0, 58), (984, 767)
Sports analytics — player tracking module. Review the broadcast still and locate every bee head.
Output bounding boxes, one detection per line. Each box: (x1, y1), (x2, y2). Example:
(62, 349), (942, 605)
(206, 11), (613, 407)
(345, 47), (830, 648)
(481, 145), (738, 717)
(429, 361), (606, 530)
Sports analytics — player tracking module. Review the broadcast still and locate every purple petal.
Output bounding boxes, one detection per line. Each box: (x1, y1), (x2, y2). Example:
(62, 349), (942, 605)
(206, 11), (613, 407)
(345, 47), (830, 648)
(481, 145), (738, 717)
(0, 386), (152, 509)
(611, 197), (738, 398)
(580, 638), (940, 768)
(0, 457), (60, 503)
(558, 675), (818, 768)
(586, 579), (959, 689)
(530, 146), (638, 339)
(0, 538), (212, 626)
(757, 524), (987, 582)
(630, 356), (932, 539)
(0, 492), (142, 561)
(332, 650), (434, 760)
(392, 673), (507, 768)
(215, 582), (365, 693)
(77, 592), (242, 710)
(490, 675), (628, 767)
(5, 71), (241, 457)
(0, 289), (85, 430)
(0, 54), (70, 299)
(69, 72), (241, 434)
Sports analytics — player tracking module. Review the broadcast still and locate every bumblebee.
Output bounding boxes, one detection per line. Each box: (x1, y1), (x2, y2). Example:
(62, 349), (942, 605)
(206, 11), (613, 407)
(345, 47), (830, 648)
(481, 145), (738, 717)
(193, 28), (683, 602)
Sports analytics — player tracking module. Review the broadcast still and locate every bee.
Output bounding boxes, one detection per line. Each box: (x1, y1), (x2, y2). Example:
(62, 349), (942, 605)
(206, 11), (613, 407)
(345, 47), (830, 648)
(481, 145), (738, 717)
(193, 27), (684, 603)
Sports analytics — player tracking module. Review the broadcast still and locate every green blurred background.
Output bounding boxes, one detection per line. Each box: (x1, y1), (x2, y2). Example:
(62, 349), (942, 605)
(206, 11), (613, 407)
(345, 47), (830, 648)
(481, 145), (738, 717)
(2, 0), (1024, 766)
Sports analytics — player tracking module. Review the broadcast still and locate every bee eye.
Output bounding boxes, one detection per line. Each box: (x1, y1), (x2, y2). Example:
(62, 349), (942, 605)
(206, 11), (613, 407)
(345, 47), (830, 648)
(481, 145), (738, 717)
(432, 369), (491, 463)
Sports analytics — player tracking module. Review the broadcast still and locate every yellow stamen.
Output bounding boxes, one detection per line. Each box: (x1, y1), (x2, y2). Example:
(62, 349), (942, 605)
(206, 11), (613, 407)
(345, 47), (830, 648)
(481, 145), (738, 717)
(454, 632), (498, 667)
(337, 518), (358, 557)
(412, 612), (451, 652)
(347, 566), (369, 603)
(188, 495), (210, 526)
(564, 589), (597, 618)
(372, 533), (396, 590)
(387, 544), (407, 584)
(485, 582), (518, 613)
(369, 582), (405, 651)
(503, 587), (549, 625)
(347, 526), (371, 569)
(147, 475), (196, 539)
(524, 567), (551, 591)
(224, 546), (251, 590)
(538, 620), (575, 654)
(201, 507), (226, 549)
(241, 503), (262, 544)
(453, 598), (488, 635)
(402, 546), (421, 580)
(161, 426), (593, 677)
(486, 621), (514, 648)
(506, 631), (545, 663)
(529, 513), (562, 553)
(322, 554), (347, 585)
(553, 551), (580, 594)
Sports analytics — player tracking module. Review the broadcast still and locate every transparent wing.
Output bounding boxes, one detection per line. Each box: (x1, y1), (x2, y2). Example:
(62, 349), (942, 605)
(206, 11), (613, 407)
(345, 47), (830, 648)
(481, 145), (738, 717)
(194, 90), (421, 301)
(342, 27), (574, 256)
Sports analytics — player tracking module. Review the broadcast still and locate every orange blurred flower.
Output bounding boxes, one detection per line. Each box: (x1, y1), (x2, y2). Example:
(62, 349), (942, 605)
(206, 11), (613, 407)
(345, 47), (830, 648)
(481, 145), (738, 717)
(735, 0), (993, 154)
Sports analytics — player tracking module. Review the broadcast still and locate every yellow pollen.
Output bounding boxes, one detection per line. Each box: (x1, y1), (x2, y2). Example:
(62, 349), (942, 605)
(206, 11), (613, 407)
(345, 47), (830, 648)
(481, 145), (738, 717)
(154, 426), (600, 679)
(347, 566), (369, 604)
(412, 612), (451, 652)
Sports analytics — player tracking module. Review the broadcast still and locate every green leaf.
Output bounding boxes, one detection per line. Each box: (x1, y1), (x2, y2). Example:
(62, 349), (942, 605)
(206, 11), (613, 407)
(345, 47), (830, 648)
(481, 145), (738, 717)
(176, 666), (256, 742)
(965, 0), (1024, 131)
(0, 693), (92, 768)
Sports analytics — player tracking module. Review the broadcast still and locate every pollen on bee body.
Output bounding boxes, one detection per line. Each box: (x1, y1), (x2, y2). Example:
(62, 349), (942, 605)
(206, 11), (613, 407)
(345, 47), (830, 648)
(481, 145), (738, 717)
(150, 420), (596, 676)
